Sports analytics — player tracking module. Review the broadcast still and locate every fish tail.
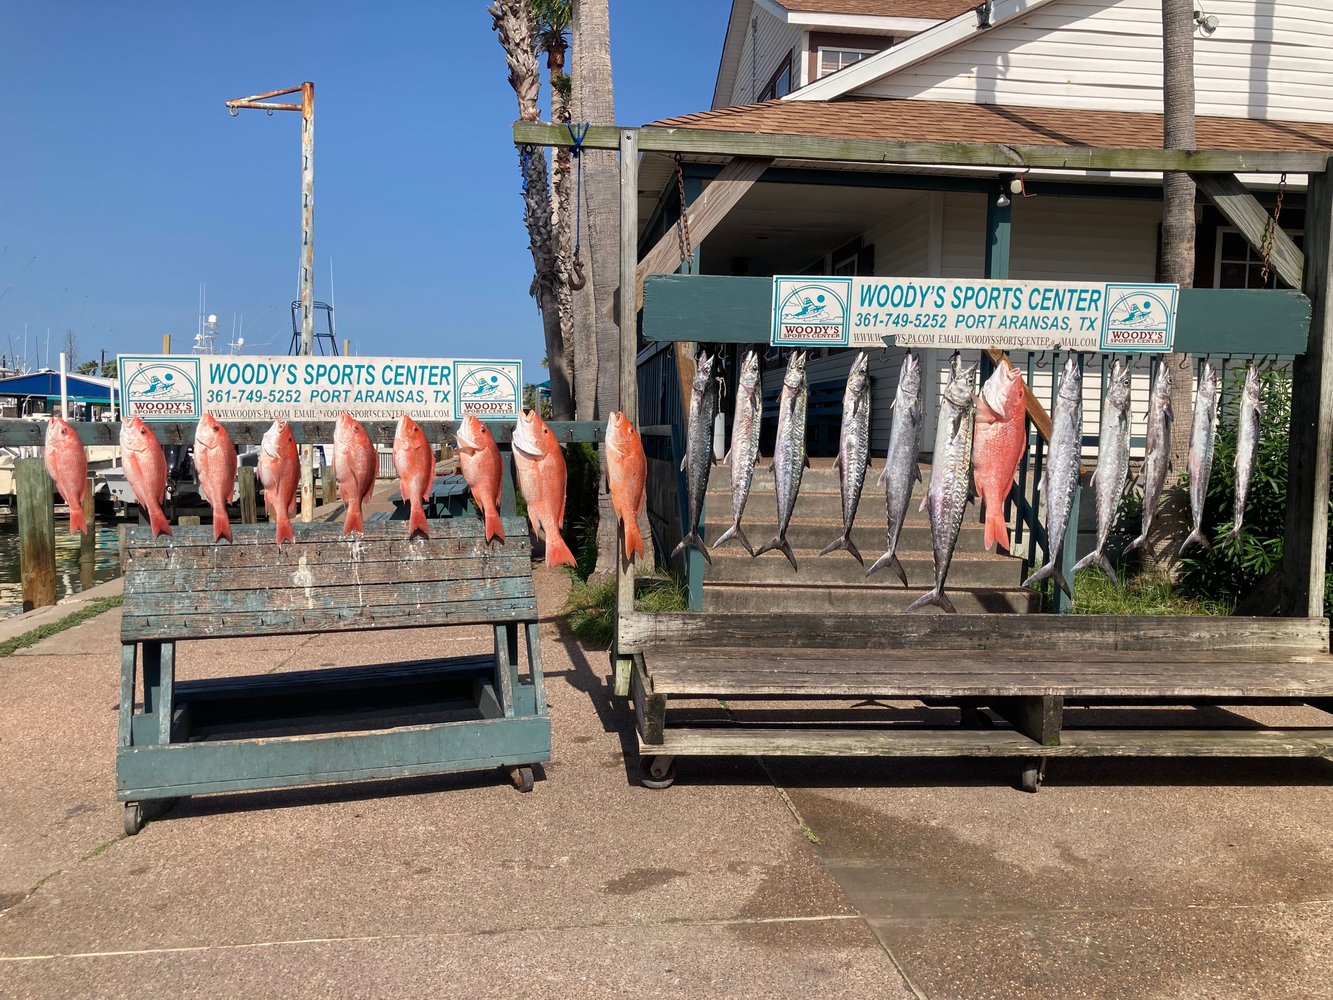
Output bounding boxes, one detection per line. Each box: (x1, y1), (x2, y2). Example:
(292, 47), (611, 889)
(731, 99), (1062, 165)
(714, 522), (754, 556)
(984, 507), (1010, 553)
(1072, 548), (1116, 584)
(1022, 561), (1072, 598)
(905, 586), (956, 614)
(818, 532), (864, 565)
(623, 516), (644, 561)
(407, 501), (430, 540)
(342, 502), (365, 538)
(671, 532), (713, 565)
(484, 505), (506, 545)
(544, 528), (578, 568)
(867, 550), (908, 586)
(1122, 533), (1148, 555)
(275, 515), (295, 546)
(67, 503), (88, 536)
(1178, 528), (1210, 558)
(755, 535), (797, 571)
(1227, 519), (1242, 544)
(212, 506), (233, 543)
(148, 504), (172, 539)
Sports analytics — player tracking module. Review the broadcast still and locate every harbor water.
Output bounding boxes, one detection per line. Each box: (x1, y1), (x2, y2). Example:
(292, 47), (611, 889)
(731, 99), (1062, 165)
(0, 516), (121, 618)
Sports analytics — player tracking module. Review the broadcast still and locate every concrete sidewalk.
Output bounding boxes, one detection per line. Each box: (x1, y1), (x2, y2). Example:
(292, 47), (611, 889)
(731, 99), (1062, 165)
(1, 563), (1331, 998)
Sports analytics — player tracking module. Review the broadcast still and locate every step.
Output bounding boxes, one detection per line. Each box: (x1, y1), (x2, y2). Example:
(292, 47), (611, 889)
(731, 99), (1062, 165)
(702, 583), (1040, 615)
(706, 462), (934, 494)
(705, 518), (993, 555)
(706, 490), (892, 521)
(705, 549), (1022, 588)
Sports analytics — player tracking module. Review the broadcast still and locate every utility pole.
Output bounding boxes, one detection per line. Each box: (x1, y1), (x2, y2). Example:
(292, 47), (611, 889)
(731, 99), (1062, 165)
(226, 82), (317, 519)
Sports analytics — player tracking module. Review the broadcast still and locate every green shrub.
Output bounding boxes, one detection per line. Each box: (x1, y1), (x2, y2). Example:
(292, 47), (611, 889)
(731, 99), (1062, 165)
(562, 441), (601, 582)
(1071, 568), (1231, 616)
(562, 572), (688, 649)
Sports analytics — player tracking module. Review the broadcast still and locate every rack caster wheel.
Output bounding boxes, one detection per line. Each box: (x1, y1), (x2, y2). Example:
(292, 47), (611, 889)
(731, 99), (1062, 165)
(508, 765), (534, 793)
(123, 802), (144, 836)
(1020, 758), (1046, 794)
(639, 755), (676, 790)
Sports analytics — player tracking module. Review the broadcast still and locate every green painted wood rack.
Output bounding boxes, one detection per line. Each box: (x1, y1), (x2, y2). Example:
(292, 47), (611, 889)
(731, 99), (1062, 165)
(117, 516), (548, 833)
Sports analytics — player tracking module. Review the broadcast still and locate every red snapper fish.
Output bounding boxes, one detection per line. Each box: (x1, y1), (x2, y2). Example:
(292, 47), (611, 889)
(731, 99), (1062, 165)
(120, 416), (171, 537)
(194, 414), (237, 542)
(512, 409), (576, 568)
(971, 362), (1029, 552)
(393, 415), (435, 539)
(45, 416), (89, 535)
(605, 411), (647, 561)
(259, 419), (299, 545)
(456, 414), (504, 544)
(333, 413), (377, 537)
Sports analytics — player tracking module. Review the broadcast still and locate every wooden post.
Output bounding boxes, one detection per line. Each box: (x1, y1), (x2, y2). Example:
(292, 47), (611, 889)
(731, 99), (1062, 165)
(17, 458), (56, 611)
(117, 524), (129, 574)
(238, 466), (258, 524)
(321, 463), (336, 505)
(300, 451), (315, 522)
(179, 515), (201, 526)
(80, 478), (95, 589)
(614, 128), (640, 698)
(162, 334), (171, 354)
(1281, 166), (1333, 618)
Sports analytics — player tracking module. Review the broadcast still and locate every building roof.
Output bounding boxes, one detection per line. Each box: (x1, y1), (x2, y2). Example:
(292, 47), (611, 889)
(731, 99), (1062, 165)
(772, 0), (976, 16)
(654, 98), (1333, 153)
(0, 369), (117, 400)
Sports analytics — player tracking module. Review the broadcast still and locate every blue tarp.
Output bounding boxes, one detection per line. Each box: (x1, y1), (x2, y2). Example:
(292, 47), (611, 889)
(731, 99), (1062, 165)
(0, 369), (116, 400)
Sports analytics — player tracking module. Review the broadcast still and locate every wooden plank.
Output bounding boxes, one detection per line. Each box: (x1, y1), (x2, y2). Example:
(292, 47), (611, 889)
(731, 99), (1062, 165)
(79, 479), (95, 581)
(631, 655), (667, 746)
(1193, 173), (1304, 290)
(116, 715), (552, 799)
(16, 458), (55, 611)
(526, 621), (547, 717)
(618, 612), (1332, 654)
(176, 655), (495, 700)
(158, 642), (176, 745)
(645, 646), (1333, 666)
(118, 643), (136, 748)
(238, 466), (258, 525)
(634, 157), (771, 311)
(989, 696), (1063, 747)
(493, 624), (515, 718)
(646, 726), (1333, 758)
(513, 121), (1331, 175)
(1282, 169), (1333, 616)
(616, 127), (640, 699)
(640, 275), (1314, 355)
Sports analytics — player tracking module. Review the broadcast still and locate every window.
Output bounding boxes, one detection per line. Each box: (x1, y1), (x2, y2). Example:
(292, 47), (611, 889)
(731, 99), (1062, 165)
(1213, 226), (1304, 289)
(758, 52), (793, 101)
(817, 47), (876, 78)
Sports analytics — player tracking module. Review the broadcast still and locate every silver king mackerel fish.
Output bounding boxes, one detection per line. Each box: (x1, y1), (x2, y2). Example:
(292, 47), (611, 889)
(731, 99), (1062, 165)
(755, 350), (809, 571)
(867, 351), (924, 585)
(1021, 354), (1083, 599)
(1073, 356), (1132, 583)
(1178, 360), (1220, 557)
(820, 351), (872, 564)
(1124, 361), (1174, 556)
(670, 350), (721, 564)
(714, 349), (763, 556)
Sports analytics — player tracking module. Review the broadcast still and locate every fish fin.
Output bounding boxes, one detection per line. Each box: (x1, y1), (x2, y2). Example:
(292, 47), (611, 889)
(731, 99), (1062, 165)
(213, 507), (233, 543)
(918, 494), (928, 513)
(914, 465), (922, 482)
(1123, 533), (1147, 555)
(818, 533), (863, 565)
(544, 528), (578, 568)
(984, 507), (1010, 553)
(833, 453), (842, 473)
(876, 463), (890, 487)
(68, 504), (88, 536)
(1072, 549), (1117, 584)
(1178, 528), (1210, 558)
(714, 522), (754, 557)
(1053, 567), (1072, 600)
(680, 454), (687, 473)
(754, 535), (797, 571)
(623, 517), (645, 561)
(149, 506), (172, 539)
(1022, 562), (1070, 599)
(722, 446), (732, 464)
(484, 506), (505, 545)
(407, 502), (430, 540)
(867, 550), (909, 586)
(1226, 522), (1242, 545)
(343, 503), (365, 538)
(275, 516), (294, 546)
(905, 587), (955, 614)
(1088, 465), (1098, 486)
(804, 455), (810, 469)
(671, 532), (713, 565)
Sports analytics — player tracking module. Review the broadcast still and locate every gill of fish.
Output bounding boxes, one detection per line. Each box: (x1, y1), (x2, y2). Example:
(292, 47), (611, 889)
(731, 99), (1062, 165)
(1230, 363), (1263, 540)
(867, 352), (923, 583)
(822, 352), (871, 562)
(1021, 357), (1083, 598)
(1125, 364), (1173, 554)
(907, 364), (974, 612)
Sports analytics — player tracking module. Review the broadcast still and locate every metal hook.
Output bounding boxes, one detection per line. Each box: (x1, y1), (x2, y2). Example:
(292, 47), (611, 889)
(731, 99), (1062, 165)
(567, 257), (587, 292)
(228, 107), (239, 118)
(1035, 351), (1049, 369)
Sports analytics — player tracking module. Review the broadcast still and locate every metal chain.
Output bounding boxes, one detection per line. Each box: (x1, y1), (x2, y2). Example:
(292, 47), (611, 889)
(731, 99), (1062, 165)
(674, 154), (693, 274)
(1259, 172), (1287, 285)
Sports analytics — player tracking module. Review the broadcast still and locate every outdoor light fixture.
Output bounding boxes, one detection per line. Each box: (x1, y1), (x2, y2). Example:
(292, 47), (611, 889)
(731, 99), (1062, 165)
(996, 188), (1011, 209)
(1194, 7), (1219, 35)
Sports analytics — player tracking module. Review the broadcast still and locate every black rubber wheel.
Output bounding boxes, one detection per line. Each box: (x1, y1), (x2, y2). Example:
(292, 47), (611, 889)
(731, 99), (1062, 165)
(1019, 758), (1046, 794)
(639, 755), (676, 790)
(512, 766), (534, 793)
(123, 802), (144, 836)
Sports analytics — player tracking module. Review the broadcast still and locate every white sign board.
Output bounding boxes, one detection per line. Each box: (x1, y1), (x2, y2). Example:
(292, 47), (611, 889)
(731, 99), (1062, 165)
(117, 355), (522, 423)
(771, 276), (1178, 353)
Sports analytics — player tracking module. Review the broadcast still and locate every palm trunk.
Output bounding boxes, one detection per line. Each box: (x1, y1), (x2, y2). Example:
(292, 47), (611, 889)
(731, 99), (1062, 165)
(1148, 0), (1198, 570)
(491, 0), (573, 420)
(573, 0), (623, 574)
(548, 41), (579, 420)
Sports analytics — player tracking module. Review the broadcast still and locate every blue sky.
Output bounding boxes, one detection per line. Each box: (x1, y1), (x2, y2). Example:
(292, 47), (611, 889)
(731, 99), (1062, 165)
(0, 1), (729, 380)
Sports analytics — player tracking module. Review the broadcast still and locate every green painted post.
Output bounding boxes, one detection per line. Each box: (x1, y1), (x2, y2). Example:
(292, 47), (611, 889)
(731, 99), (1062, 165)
(17, 458), (56, 611)
(985, 180), (1012, 280)
(681, 173), (706, 613)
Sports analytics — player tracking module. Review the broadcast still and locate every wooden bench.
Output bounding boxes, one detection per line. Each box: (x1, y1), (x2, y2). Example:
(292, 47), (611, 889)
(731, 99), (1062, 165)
(117, 515), (547, 833)
(621, 612), (1333, 791)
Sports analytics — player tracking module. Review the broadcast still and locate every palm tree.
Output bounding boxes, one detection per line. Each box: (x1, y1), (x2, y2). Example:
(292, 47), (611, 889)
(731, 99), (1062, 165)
(1151, 0), (1198, 567)
(490, 0), (573, 420)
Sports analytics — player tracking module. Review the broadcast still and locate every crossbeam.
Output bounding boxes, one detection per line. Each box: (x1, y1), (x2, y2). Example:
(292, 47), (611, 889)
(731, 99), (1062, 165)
(1193, 173), (1304, 289)
(514, 121), (1330, 175)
